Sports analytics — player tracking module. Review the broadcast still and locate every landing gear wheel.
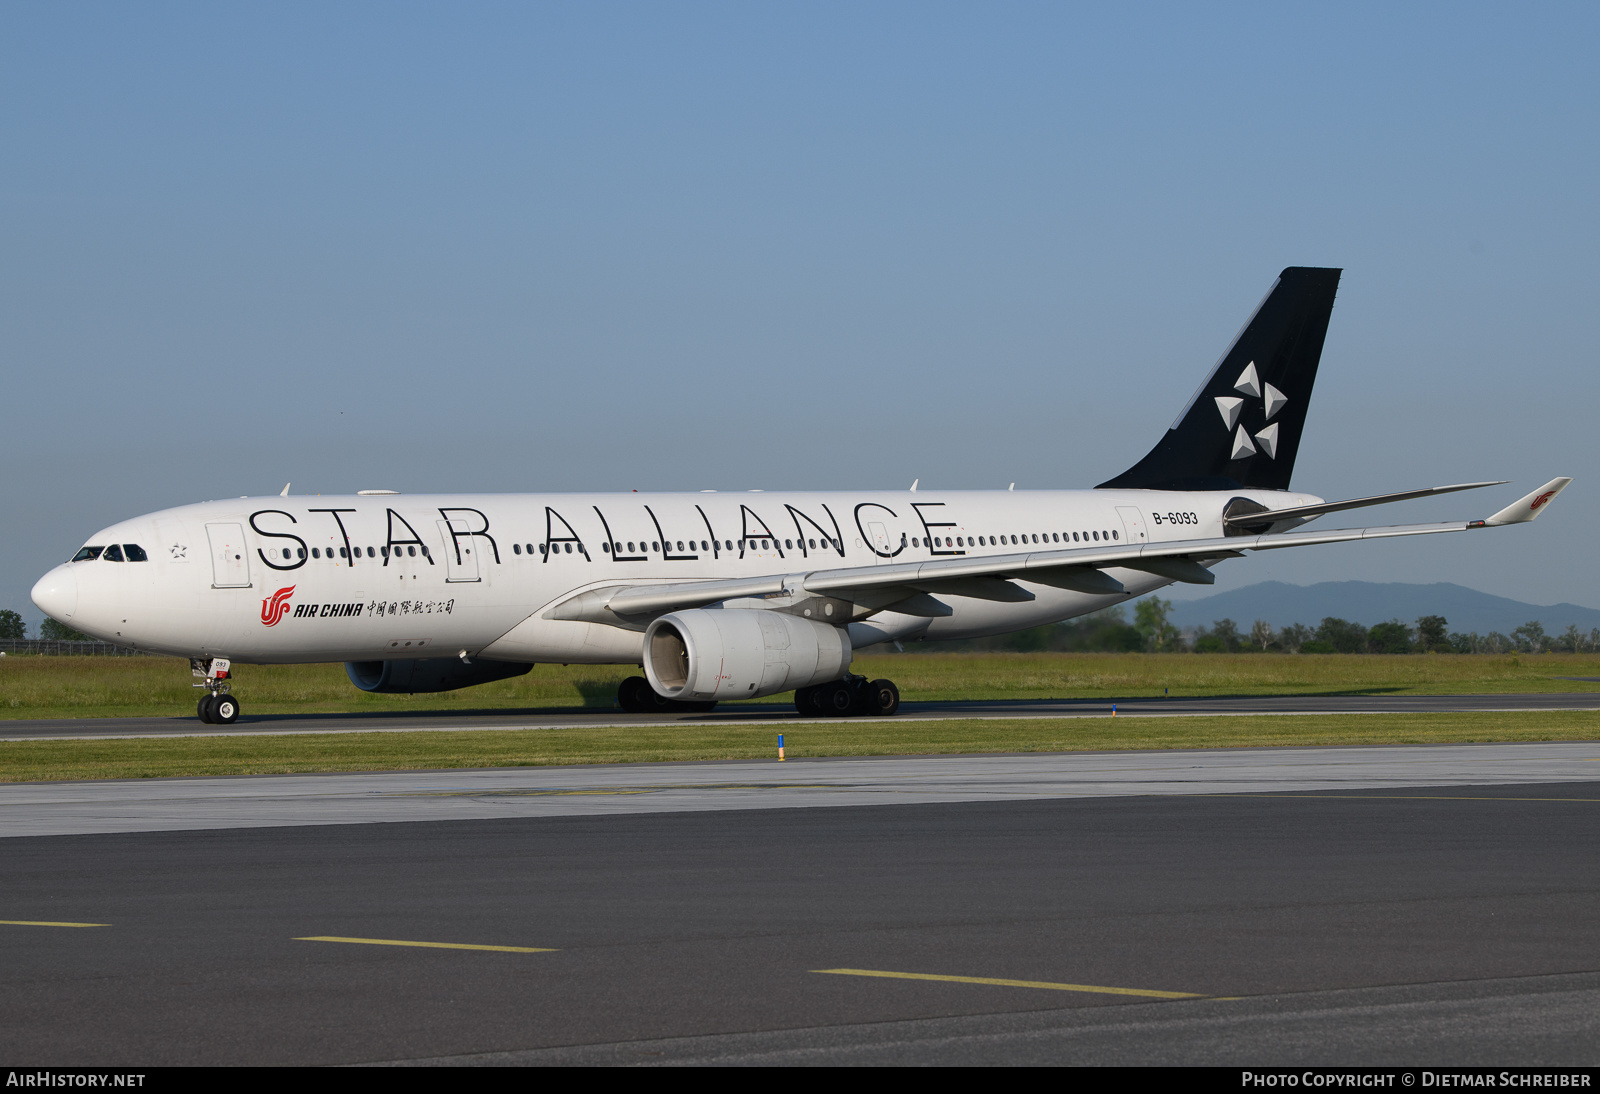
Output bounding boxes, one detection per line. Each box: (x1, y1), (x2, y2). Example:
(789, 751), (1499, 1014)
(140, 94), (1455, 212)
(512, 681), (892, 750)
(212, 694), (240, 724)
(802, 686), (829, 716)
(619, 675), (717, 713)
(819, 680), (856, 717)
(863, 679), (900, 716)
(651, 687), (716, 713)
(197, 694), (217, 723)
(794, 685), (821, 716)
(617, 676), (654, 713)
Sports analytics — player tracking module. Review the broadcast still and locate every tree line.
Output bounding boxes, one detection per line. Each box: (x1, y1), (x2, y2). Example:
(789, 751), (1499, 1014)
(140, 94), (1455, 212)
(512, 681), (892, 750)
(913, 599), (1600, 654)
(0, 610), (90, 641)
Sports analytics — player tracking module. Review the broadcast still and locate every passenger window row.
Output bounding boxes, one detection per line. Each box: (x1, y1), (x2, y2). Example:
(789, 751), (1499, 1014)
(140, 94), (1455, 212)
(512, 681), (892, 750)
(908, 530), (1119, 549)
(73, 530), (1117, 566)
(269, 545), (430, 561)
(508, 537), (843, 557)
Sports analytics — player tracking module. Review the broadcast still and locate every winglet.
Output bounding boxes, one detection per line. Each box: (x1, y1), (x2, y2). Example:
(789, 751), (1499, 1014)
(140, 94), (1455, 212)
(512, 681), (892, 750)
(280, 483), (291, 497)
(1484, 477), (1572, 526)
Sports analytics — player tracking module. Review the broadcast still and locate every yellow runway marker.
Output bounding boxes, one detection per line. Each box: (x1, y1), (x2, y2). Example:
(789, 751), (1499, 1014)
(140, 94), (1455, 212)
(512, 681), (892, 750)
(814, 968), (1202, 999)
(0, 920), (109, 928)
(295, 935), (555, 953)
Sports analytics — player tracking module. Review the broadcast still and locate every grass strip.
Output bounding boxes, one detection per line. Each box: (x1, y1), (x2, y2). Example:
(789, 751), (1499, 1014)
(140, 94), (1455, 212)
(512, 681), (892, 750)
(2, 710), (1597, 783)
(4, 652), (1600, 721)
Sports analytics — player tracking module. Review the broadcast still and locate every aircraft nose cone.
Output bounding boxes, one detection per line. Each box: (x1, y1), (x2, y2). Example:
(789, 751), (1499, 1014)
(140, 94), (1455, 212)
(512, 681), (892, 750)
(31, 566), (78, 622)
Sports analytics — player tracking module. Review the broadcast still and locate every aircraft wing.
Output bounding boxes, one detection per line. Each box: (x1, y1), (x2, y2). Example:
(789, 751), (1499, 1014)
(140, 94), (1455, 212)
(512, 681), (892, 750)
(554, 478), (1572, 623)
(1221, 480), (1507, 529)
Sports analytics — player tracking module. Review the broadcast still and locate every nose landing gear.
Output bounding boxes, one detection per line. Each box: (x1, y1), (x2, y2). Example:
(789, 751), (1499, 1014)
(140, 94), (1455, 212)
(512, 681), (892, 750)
(192, 658), (241, 724)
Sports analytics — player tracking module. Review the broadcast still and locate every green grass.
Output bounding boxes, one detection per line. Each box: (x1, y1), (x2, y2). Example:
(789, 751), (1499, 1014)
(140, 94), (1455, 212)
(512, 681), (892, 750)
(2, 711), (1598, 783)
(862, 651), (1600, 699)
(1, 651), (1598, 720)
(4, 652), (1598, 784)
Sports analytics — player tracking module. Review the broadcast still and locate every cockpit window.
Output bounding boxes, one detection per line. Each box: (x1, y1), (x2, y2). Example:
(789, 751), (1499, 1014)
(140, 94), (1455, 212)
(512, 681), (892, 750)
(123, 544), (148, 561)
(102, 544), (125, 561)
(72, 546), (104, 562)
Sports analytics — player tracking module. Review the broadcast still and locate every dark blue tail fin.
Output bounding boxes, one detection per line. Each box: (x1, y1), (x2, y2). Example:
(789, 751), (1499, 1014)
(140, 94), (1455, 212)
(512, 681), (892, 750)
(1098, 266), (1341, 491)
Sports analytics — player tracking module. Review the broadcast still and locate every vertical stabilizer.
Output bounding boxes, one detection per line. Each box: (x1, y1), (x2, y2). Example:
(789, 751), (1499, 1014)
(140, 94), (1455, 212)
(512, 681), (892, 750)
(1098, 267), (1341, 491)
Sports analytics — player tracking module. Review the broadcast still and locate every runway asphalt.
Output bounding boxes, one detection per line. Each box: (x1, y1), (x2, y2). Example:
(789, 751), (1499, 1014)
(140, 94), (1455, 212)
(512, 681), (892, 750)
(5, 690), (1600, 740)
(4, 770), (1600, 1065)
(3, 742), (1600, 1064)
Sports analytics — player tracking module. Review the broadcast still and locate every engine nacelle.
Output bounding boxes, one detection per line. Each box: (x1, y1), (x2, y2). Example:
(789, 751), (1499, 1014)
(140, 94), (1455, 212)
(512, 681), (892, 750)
(644, 608), (851, 701)
(344, 657), (533, 694)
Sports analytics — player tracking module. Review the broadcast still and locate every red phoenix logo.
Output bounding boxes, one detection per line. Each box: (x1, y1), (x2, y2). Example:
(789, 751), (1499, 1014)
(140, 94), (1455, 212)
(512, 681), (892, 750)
(1530, 490), (1556, 511)
(261, 586), (295, 627)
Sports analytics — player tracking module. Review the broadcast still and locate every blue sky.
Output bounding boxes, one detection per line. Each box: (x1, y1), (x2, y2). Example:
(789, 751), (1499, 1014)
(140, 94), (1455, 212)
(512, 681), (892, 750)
(4, 2), (1597, 628)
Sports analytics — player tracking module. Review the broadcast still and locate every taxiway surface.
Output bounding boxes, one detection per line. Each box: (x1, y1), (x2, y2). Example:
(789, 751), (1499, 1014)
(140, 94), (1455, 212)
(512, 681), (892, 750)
(4, 740), (1600, 837)
(4, 690), (1599, 740)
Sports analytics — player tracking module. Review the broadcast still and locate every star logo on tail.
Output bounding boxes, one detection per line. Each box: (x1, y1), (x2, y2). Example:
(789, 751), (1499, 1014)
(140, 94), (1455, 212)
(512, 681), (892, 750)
(1215, 361), (1287, 459)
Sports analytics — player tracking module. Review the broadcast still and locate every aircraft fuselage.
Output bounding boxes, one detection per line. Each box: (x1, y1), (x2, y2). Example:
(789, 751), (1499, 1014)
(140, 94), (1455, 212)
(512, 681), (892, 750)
(34, 486), (1318, 664)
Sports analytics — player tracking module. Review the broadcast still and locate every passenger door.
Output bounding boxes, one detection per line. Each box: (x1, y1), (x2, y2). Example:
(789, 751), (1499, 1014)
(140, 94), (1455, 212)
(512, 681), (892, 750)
(1115, 506), (1148, 545)
(868, 521), (894, 562)
(205, 523), (251, 588)
(437, 519), (481, 582)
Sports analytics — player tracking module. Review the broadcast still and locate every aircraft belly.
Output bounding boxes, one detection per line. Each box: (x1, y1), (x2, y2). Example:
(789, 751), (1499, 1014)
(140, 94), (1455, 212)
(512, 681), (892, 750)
(481, 616), (643, 663)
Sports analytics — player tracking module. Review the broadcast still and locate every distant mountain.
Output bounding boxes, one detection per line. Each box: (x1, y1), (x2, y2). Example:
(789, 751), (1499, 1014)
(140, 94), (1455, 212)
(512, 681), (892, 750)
(1164, 581), (1600, 637)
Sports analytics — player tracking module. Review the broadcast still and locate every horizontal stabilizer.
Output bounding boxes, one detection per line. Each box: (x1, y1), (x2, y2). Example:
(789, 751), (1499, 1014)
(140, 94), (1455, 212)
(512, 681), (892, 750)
(1224, 480), (1508, 528)
(1484, 477), (1573, 526)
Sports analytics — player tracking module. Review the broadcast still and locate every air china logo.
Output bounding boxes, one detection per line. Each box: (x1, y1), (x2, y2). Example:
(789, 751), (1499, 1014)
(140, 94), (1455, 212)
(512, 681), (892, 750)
(1530, 490), (1556, 511)
(261, 586), (295, 627)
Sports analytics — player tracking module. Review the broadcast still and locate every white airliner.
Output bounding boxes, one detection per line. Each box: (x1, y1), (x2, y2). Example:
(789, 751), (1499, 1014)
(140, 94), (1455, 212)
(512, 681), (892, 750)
(31, 268), (1570, 724)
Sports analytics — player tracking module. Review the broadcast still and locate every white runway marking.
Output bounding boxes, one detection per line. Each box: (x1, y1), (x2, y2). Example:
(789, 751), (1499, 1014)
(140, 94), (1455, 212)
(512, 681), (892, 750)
(2, 741), (1599, 838)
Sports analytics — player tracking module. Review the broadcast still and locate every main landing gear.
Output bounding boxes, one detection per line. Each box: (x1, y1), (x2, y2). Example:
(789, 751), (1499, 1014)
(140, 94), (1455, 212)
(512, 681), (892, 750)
(613, 674), (900, 717)
(794, 675), (900, 718)
(192, 657), (241, 725)
(616, 676), (718, 714)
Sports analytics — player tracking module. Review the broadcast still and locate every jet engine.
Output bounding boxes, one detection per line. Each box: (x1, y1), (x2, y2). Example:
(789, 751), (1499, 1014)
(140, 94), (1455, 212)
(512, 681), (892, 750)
(344, 657), (533, 694)
(643, 608), (851, 701)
